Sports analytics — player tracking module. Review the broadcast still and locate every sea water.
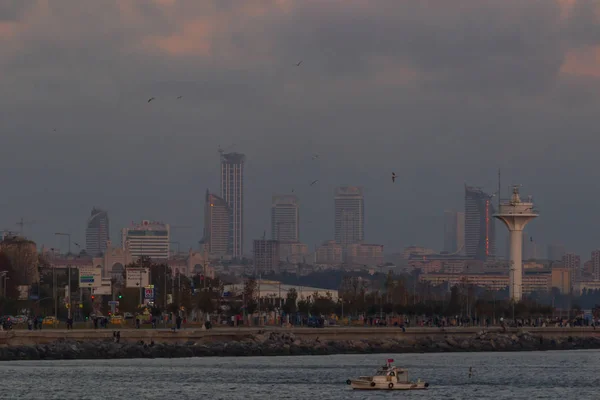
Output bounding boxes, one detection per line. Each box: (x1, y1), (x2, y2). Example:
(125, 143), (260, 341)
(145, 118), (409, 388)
(0, 350), (597, 399)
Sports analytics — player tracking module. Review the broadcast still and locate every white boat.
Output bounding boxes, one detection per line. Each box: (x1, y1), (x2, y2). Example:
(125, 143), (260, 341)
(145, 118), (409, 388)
(346, 359), (429, 390)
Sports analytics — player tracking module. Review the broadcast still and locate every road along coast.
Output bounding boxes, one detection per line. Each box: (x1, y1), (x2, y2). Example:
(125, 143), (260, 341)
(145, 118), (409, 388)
(0, 328), (600, 361)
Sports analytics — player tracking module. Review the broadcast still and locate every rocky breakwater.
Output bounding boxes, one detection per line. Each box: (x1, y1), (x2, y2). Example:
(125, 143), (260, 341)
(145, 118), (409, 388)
(1, 330), (600, 361)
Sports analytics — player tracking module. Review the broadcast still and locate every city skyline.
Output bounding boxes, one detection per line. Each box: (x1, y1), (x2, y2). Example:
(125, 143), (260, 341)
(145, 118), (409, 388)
(6, 177), (598, 262)
(2, 1), (600, 257)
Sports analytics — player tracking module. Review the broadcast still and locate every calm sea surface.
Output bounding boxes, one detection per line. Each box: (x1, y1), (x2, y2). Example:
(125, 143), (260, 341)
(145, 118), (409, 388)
(0, 350), (597, 399)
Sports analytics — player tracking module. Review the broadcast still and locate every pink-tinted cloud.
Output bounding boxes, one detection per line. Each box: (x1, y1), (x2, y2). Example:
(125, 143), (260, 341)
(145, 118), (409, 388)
(0, 21), (17, 39)
(138, 1), (294, 58)
(561, 47), (600, 78)
(144, 20), (213, 57)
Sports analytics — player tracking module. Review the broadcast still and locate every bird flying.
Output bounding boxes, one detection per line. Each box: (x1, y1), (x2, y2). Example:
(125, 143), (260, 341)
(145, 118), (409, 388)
(177, 96), (182, 99)
(296, 61), (302, 66)
(392, 172), (396, 183)
(312, 154), (319, 160)
(310, 180), (319, 186)
(53, 128), (57, 132)
(148, 97), (155, 103)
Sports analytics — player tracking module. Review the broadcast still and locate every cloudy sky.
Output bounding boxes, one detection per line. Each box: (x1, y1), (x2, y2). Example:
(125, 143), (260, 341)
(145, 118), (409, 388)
(1, 0), (600, 258)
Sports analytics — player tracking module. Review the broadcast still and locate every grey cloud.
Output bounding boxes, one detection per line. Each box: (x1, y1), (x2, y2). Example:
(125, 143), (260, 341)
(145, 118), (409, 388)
(265, 0), (568, 95)
(0, 0), (35, 22)
(564, 0), (600, 47)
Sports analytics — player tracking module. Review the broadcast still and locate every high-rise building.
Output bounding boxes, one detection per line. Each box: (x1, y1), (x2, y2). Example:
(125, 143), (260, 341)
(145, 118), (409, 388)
(523, 236), (538, 260)
(547, 244), (566, 261)
(279, 241), (309, 264)
(346, 243), (384, 267)
(121, 220), (170, 260)
(560, 252), (580, 288)
(253, 239), (280, 274)
(443, 210), (465, 254)
(203, 190), (231, 258)
(316, 240), (343, 265)
(592, 250), (600, 281)
(86, 207), (109, 256)
(465, 185), (496, 261)
(456, 212), (465, 255)
(221, 152), (245, 258)
(562, 253), (581, 270)
(334, 186), (364, 247)
(551, 267), (572, 294)
(271, 195), (299, 242)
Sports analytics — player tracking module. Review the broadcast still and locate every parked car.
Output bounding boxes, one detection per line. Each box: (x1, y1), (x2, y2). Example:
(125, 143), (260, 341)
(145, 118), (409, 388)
(123, 312), (134, 320)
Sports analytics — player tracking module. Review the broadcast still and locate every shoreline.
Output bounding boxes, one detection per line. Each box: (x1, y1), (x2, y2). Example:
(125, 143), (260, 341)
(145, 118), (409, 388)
(1, 330), (599, 361)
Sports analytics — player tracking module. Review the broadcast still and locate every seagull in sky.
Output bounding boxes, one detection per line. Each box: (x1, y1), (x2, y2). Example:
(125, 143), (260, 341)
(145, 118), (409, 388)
(53, 128), (57, 132)
(310, 180), (319, 186)
(148, 97), (155, 103)
(312, 154), (319, 160)
(296, 61), (303, 66)
(392, 172), (396, 183)
(177, 96), (183, 99)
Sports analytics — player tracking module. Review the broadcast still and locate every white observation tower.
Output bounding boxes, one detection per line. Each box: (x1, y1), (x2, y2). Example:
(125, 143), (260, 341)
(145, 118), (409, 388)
(493, 185), (539, 302)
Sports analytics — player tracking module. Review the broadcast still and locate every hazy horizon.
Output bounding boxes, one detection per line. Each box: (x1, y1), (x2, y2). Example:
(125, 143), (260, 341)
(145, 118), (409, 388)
(2, 1), (600, 258)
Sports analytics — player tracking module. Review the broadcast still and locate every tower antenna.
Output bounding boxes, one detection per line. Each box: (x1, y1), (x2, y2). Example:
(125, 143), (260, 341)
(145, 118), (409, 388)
(498, 168), (501, 209)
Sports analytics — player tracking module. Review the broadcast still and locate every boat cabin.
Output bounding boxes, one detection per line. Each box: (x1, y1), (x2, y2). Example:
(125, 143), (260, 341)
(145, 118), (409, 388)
(374, 364), (410, 384)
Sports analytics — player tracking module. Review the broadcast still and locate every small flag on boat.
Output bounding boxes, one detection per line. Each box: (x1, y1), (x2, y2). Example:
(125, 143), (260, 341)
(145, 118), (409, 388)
(387, 359), (394, 363)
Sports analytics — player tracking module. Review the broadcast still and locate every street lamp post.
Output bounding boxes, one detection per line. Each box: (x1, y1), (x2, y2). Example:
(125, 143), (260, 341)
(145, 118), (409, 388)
(139, 271), (143, 306)
(138, 269), (148, 306)
(55, 234), (79, 319)
(164, 264), (168, 312)
(67, 264), (72, 319)
(53, 265), (57, 319)
(0, 271), (7, 296)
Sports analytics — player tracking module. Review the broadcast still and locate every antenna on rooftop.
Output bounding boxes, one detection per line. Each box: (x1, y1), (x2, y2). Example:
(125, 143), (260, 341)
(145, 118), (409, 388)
(498, 169), (501, 209)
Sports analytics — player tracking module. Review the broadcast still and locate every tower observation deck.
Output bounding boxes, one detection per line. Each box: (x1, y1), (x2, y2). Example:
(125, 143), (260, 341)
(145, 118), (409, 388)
(493, 185), (539, 302)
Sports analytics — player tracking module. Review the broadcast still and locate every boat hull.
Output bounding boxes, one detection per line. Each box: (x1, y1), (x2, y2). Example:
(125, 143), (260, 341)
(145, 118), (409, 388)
(349, 380), (429, 390)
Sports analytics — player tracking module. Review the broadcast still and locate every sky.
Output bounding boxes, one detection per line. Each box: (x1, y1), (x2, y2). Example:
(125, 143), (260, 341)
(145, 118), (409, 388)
(1, 0), (600, 258)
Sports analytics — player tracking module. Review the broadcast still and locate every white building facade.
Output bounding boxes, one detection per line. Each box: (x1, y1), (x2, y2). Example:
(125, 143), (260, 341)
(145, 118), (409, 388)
(121, 220), (170, 260)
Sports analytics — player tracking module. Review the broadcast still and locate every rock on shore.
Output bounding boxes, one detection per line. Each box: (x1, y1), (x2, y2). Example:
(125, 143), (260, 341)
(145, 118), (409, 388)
(0, 331), (599, 361)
